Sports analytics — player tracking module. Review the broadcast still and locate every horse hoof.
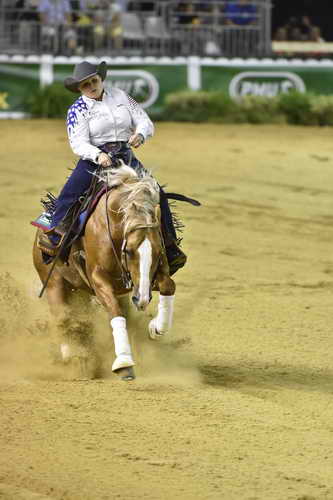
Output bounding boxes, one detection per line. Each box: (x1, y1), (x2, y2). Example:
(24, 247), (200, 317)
(112, 355), (134, 372)
(148, 319), (164, 340)
(115, 366), (136, 381)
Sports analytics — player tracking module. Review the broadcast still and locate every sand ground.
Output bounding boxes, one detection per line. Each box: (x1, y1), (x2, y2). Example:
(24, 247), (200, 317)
(0, 121), (333, 500)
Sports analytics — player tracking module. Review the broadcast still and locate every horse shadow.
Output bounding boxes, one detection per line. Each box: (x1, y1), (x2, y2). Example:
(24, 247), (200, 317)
(199, 360), (333, 396)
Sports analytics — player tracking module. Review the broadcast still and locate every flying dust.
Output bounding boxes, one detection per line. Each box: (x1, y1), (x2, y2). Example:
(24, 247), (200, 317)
(0, 272), (201, 386)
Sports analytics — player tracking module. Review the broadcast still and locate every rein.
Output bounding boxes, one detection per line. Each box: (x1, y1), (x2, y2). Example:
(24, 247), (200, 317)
(105, 189), (132, 289)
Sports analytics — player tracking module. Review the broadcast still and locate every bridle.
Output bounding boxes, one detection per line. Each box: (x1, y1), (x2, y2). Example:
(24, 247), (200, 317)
(121, 222), (163, 288)
(105, 189), (164, 289)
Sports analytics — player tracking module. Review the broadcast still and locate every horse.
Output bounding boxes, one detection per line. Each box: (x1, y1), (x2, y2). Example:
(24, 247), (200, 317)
(32, 165), (176, 381)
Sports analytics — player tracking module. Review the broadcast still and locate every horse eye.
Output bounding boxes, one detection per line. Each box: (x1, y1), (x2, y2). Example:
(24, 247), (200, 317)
(125, 249), (134, 258)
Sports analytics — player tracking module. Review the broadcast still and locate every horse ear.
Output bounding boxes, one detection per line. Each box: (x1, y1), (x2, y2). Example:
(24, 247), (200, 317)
(154, 205), (161, 222)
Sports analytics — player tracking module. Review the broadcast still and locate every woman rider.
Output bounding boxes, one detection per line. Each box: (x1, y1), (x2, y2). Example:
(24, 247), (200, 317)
(41, 60), (186, 275)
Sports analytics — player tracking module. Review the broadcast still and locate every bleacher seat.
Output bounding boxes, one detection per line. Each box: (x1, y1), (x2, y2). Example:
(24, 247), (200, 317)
(145, 16), (170, 40)
(145, 15), (171, 54)
(120, 12), (145, 41)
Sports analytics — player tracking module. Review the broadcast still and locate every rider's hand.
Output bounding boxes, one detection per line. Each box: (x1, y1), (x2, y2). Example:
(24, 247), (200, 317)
(128, 133), (144, 148)
(97, 152), (112, 168)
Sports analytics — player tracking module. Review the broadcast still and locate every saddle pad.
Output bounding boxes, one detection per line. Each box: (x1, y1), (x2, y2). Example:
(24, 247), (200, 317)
(31, 212), (52, 231)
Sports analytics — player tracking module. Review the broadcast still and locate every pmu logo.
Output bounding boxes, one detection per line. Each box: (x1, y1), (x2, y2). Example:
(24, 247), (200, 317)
(229, 72), (306, 99)
(105, 70), (159, 108)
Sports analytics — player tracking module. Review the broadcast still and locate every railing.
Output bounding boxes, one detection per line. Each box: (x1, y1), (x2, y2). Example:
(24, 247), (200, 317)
(0, 1), (272, 58)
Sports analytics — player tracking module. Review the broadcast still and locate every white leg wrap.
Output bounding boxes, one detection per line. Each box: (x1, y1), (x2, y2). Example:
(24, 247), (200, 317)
(148, 294), (175, 340)
(110, 316), (134, 371)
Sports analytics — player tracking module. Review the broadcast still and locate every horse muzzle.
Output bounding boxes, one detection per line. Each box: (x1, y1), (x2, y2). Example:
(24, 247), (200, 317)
(132, 290), (152, 311)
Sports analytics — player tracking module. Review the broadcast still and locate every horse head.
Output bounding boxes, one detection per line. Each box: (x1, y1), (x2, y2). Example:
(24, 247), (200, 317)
(122, 202), (167, 312)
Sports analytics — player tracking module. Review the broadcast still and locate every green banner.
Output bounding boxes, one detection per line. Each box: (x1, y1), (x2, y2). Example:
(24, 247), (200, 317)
(2, 60), (333, 116)
(202, 65), (333, 98)
(0, 64), (40, 112)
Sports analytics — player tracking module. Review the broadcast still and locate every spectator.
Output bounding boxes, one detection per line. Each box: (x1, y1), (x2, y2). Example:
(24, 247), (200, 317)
(75, 11), (93, 54)
(279, 15), (323, 43)
(38, 0), (72, 25)
(70, 0), (82, 22)
(177, 3), (202, 25)
(14, 0), (40, 48)
(273, 26), (288, 41)
(298, 15), (313, 41)
(79, 0), (110, 9)
(128, 1), (154, 12)
(118, 0), (128, 10)
(299, 15), (324, 42)
(38, 0), (78, 54)
(91, 8), (106, 51)
(282, 16), (299, 40)
(106, 5), (125, 51)
(15, 0), (39, 21)
(309, 26), (324, 43)
(224, 0), (257, 26)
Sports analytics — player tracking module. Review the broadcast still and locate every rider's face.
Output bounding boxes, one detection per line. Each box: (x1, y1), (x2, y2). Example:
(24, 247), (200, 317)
(79, 75), (103, 100)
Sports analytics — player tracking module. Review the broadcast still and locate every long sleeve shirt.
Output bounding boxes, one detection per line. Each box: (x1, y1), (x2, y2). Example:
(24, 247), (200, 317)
(66, 87), (154, 162)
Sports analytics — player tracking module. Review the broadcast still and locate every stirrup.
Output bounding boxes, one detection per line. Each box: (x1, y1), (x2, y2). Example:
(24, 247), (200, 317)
(37, 227), (66, 257)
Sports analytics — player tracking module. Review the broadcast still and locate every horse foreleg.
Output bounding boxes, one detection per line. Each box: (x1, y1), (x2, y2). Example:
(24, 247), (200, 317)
(90, 268), (135, 376)
(110, 316), (135, 376)
(149, 273), (176, 340)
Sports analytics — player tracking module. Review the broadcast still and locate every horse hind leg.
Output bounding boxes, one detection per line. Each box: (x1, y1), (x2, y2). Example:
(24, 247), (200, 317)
(46, 280), (97, 378)
(57, 293), (103, 379)
(33, 235), (97, 378)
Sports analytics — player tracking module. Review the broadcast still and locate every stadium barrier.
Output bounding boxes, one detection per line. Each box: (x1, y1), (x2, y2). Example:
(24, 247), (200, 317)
(1, 55), (333, 118)
(0, 1), (271, 59)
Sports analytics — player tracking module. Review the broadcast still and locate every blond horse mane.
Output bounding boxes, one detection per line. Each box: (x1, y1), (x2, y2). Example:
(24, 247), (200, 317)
(94, 164), (160, 235)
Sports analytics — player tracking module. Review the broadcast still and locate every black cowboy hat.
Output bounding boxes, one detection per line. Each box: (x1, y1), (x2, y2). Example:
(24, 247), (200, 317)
(64, 60), (107, 93)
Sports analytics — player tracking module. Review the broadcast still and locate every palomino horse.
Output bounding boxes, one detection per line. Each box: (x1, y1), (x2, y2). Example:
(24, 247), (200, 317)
(32, 165), (176, 380)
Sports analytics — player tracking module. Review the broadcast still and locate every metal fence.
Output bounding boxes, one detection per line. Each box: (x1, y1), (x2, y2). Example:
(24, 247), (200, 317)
(0, 1), (272, 58)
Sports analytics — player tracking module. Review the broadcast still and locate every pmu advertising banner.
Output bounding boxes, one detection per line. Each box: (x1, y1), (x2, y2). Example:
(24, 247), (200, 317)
(201, 64), (333, 98)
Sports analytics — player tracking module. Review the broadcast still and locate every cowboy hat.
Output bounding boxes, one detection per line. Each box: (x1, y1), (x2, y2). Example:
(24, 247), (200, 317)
(64, 60), (107, 93)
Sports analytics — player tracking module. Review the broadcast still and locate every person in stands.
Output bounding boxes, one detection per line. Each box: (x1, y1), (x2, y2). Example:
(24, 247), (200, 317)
(38, 0), (78, 54)
(41, 61), (186, 276)
(224, 0), (257, 26)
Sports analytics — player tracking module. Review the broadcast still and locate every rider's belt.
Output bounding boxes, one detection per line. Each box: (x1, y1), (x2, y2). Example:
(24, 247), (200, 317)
(102, 141), (128, 152)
